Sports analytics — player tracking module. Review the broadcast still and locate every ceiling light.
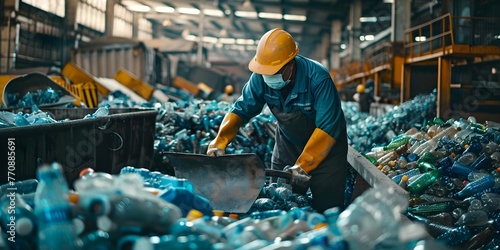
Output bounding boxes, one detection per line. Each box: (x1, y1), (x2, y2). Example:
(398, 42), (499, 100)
(340, 44), (347, 49)
(121, 0), (151, 13)
(258, 12), (282, 19)
(155, 6), (174, 13)
(185, 35), (197, 41)
(204, 9), (224, 17)
(359, 17), (377, 23)
(178, 7), (200, 15)
(219, 38), (236, 44)
(235, 11), (258, 18)
(246, 45), (257, 50)
(384, 0), (394, 3)
(284, 14), (306, 21)
(359, 36), (365, 41)
(364, 35), (375, 41)
(415, 36), (426, 42)
(202, 36), (218, 44)
(236, 39), (254, 45)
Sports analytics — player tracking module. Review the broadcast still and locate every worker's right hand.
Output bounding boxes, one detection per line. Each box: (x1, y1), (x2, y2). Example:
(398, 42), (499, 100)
(205, 112), (242, 157)
(207, 147), (225, 156)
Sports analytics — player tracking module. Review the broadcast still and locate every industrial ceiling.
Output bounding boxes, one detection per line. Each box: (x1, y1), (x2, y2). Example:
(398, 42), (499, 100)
(121, 0), (397, 65)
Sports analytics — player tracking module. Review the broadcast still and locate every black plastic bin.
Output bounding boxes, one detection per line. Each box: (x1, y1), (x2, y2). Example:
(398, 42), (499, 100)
(0, 108), (157, 186)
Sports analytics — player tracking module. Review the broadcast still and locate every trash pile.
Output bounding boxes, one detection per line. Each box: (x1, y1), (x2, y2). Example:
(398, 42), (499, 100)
(6, 88), (63, 108)
(346, 90), (437, 153)
(0, 163), (447, 250)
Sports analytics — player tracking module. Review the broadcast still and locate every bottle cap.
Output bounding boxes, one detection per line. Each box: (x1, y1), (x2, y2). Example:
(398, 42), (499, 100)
(68, 192), (79, 204)
(313, 222), (328, 230)
(213, 210), (224, 217)
(228, 214), (239, 219)
(187, 209), (204, 221)
(16, 218), (33, 236)
(79, 168), (95, 178)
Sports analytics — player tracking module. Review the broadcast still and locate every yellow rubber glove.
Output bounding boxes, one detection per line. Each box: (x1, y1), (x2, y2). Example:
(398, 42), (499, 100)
(294, 128), (336, 173)
(207, 112), (242, 156)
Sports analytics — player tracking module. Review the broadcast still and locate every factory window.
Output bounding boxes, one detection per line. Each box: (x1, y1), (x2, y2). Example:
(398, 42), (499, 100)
(22, 0), (65, 17)
(76, 0), (106, 32)
(113, 4), (133, 38)
(138, 18), (153, 40)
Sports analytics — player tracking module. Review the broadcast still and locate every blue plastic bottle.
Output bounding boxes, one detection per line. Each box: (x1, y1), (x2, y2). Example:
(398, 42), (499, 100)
(158, 187), (213, 217)
(35, 163), (81, 250)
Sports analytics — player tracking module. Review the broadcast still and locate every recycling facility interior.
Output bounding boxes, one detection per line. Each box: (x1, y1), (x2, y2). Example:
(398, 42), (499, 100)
(0, 0), (500, 249)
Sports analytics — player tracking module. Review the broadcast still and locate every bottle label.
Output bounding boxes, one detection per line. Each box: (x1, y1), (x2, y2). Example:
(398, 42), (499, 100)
(38, 207), (72, 224)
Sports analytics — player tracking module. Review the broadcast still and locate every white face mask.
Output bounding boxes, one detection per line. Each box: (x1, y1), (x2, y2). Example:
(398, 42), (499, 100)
(262, 63), (293, 89)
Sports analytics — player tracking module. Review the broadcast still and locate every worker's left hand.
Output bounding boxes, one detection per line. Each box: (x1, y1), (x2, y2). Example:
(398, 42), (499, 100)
(284, 165), (311, 187)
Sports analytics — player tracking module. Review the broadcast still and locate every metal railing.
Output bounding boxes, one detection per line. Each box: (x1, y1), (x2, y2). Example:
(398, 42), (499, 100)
(453, 16), (500, 46)
(363, 42), (393, 69)
(404, 13), (500, 57)
(404, 13), (454, 57)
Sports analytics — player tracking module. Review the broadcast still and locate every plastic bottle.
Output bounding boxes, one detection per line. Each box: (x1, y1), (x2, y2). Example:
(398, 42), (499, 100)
(480, 193), (500, 212)
(407, 169), (442, 194)
(131, 234), (213, 250)
(470, 153), (492, 170)
(406, 201), (455, 215)
(455, 210), (489, 227)
(460, 226), (493, 250)
(35, 163), (81, 250)
(449, 161), (476, 179)
(158, 187), (213, 217)
(79, 230), (113, 250)
(484, 141), (499, 155)
(455, 174), (496, 199)
(120, 166), (194, 192)
(436, 226), (473, 247)
(0, 194), (36, 238)
(0, 179), (38, 196)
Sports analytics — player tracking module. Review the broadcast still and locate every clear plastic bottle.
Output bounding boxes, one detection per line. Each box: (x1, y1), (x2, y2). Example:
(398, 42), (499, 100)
(120, 166), (194, 192)
(35, 163), (81, 250)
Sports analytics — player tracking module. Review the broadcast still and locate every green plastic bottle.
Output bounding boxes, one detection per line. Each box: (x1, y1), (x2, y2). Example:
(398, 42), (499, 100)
(407, 168), (442, 194)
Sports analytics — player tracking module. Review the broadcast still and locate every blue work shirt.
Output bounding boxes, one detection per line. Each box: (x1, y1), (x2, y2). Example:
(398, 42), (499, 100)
(230, 55), (346, 142)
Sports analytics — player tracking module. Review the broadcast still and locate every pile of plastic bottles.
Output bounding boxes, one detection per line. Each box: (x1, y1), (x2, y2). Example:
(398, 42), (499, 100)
(362, 115), (500, 248)
(6, 87), (62, 108)
(1, 162), (447, 250)
(0, 105), (110, 128)
(346, 90), (437, 153)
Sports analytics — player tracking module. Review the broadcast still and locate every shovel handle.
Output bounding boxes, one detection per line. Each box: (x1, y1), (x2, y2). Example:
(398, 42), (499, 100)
(265, 169), (293, 180)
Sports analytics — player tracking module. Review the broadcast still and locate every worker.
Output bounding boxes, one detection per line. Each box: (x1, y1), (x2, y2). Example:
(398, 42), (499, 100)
(218, 84), (235, 103)
(353, 80), (374, 113)
(206, 28), (348, 213)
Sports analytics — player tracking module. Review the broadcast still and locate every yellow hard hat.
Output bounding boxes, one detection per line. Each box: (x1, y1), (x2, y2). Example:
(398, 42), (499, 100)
(224, 85), (234, 95)
(248, 28), (298, 75)
(356, 84), (365, 93)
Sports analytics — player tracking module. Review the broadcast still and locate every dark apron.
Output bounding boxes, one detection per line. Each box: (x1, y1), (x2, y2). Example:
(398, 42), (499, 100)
(270, 106), (348, 213)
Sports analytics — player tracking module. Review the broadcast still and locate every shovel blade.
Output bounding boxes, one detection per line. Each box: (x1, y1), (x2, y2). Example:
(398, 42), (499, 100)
(164, 152), (266, 213)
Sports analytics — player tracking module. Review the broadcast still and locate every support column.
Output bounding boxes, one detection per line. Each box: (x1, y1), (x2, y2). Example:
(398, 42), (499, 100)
(197, 12), (205, 65)
(437, 57), (451, 119)
(330, 20), (342, 70)
(401, 64), (411, 103)
(132, 13), (139, 39)
(391, 0), (411, 42)
(374, 72), (380, 97)
(63, 0), (78, 64)
(349, 0), (361, 62)
(105, 0), (116, 36)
